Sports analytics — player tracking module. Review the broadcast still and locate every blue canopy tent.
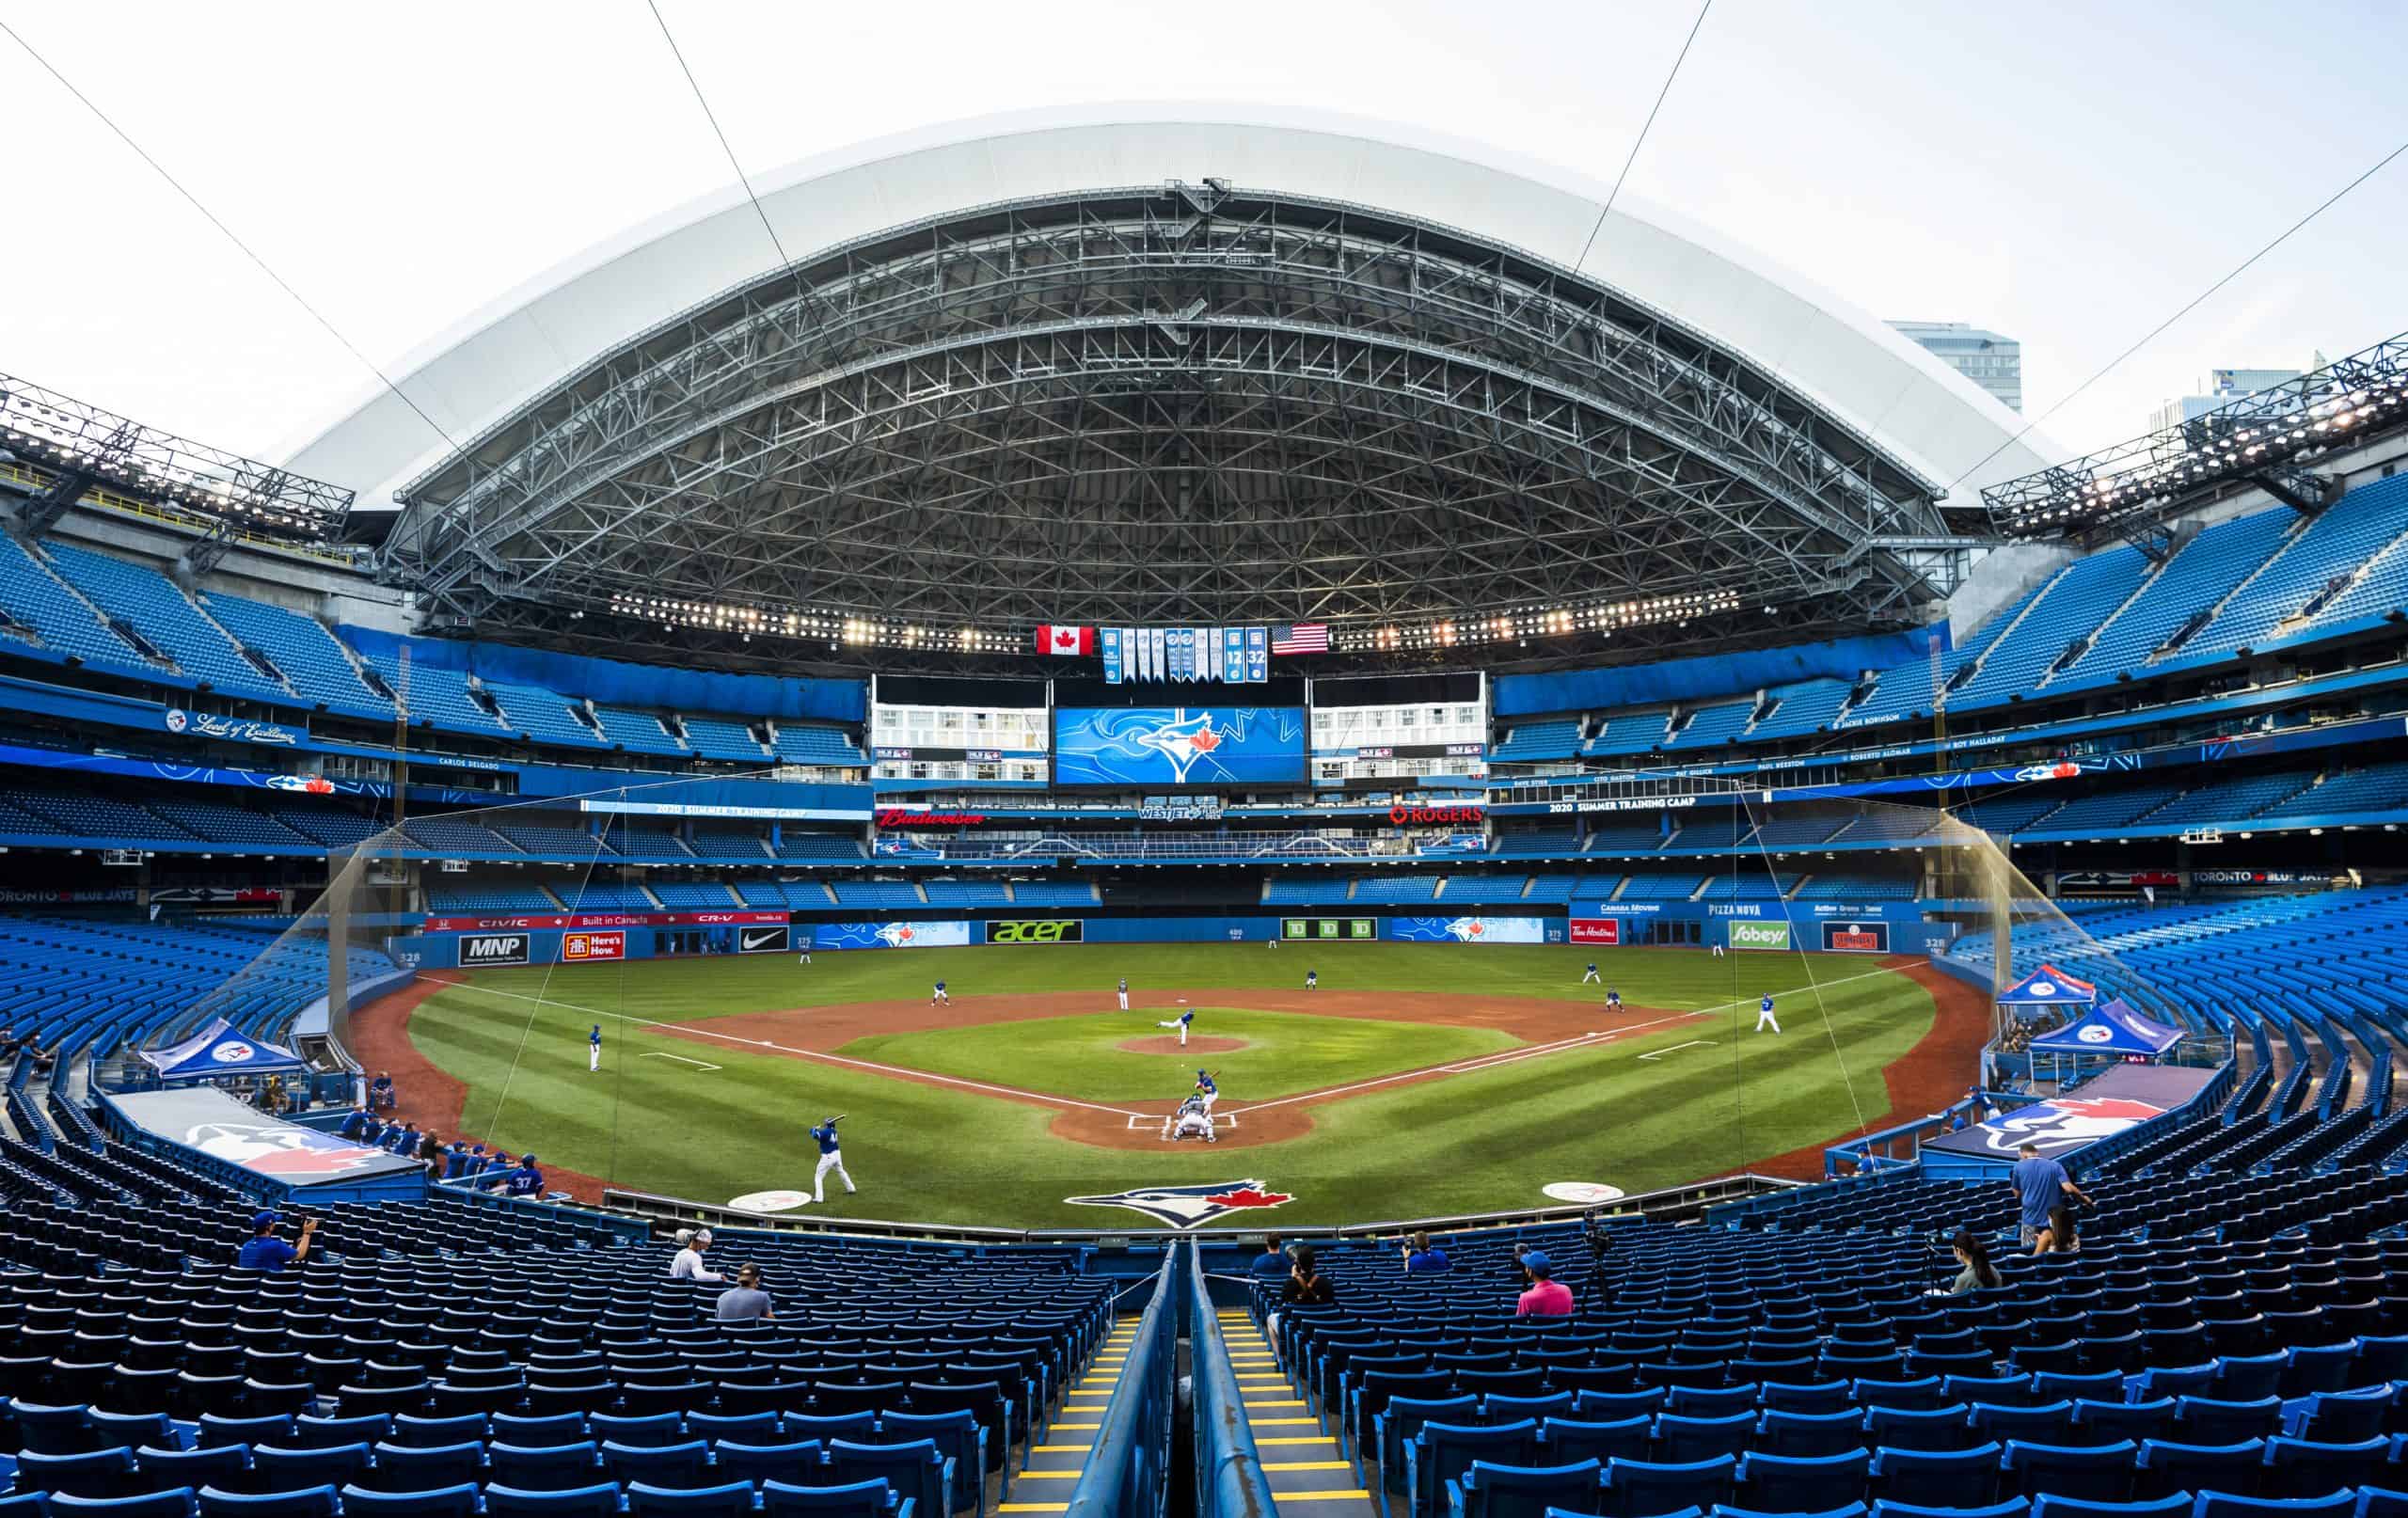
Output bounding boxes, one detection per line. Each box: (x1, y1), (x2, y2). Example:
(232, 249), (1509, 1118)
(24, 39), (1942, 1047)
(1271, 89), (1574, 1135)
(1998, 963), (2099, 1009)
(2028, 995), (2184, 1085)
(139, 1017), (309, 1084)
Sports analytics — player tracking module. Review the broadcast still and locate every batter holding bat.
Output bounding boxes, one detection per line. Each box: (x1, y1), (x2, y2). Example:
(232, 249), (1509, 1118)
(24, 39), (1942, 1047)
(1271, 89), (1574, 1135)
(809, 1115), (857, 1203)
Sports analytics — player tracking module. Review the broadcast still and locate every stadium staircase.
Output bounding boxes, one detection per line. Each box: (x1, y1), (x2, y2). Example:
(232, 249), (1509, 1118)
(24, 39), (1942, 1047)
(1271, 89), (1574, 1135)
(1211, 1305), (1370, 1516)
(1003, 1312), (1143, 1514)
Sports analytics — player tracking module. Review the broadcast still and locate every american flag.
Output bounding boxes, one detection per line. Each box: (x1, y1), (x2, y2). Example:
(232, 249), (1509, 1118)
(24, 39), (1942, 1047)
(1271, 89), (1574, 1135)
(1271, 623), (1329, 655)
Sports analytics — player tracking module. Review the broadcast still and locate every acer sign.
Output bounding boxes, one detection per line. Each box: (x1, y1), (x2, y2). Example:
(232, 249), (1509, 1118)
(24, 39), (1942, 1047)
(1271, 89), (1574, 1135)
(986, 919), (1085, 945)
(1387, 803), (1485, 826)
(1569, 918), (1622, 945)
(876, 810), (989, 828)
(562, 930), (626, 962)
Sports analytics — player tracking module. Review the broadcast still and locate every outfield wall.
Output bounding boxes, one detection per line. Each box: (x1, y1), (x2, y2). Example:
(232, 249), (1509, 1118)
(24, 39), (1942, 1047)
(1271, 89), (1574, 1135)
(402, 900), (1939, 966)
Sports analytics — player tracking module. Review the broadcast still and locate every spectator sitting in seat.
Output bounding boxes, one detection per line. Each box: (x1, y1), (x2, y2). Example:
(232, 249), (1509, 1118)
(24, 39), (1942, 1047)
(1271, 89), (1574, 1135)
(1948, 1228), (2003, 1294)
(1250, 1233), (1291, 1276)
(370, 1070), (395, 1110)
(1401, 1230), (1451, 1273)
(1515, 1250), (1575, 1317)
(31, 1044), (55, 1074)
(339, 1104), (374, 1142)
(671, 1226), (726, 1281)
(1268, 1244), (1334, 1344)
(717, 1262), (776, 1322)
(238, 1210), (317, 1273)
(2037, 1196), (2082, 1256)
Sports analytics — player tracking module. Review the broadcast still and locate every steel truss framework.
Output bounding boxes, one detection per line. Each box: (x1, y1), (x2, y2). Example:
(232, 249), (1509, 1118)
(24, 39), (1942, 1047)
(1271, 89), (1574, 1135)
(387, 186), (1971, 672)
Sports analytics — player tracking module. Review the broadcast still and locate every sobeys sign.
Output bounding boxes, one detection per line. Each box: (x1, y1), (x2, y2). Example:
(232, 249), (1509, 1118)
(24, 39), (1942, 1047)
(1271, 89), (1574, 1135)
(1729, 921), (1792, 951)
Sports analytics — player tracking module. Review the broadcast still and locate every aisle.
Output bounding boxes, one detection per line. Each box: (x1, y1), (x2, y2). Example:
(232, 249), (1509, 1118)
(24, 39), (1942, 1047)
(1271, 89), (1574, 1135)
(1220, 1306), (1373, 1516)
(997, 1312), (1139, 1513)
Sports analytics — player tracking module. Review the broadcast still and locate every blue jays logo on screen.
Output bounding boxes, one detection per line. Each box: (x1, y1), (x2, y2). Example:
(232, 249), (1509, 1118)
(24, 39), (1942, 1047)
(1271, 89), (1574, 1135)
(1063, 1179), (1293, 1228)
(813, 921), (974, 950)
(1972, 1096), (2163, 1156)
(1053, 706), (1305, 785)
(1387, 916), (1547, 944)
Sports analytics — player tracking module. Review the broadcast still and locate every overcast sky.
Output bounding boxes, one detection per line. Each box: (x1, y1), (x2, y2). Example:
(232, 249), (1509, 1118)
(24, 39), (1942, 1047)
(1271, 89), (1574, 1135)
(3, 0), (2403, 485)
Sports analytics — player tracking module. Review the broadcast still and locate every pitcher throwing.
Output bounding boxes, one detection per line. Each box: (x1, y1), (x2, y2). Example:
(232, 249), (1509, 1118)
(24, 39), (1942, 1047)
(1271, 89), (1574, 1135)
(1156, 1007), (1196, 1046)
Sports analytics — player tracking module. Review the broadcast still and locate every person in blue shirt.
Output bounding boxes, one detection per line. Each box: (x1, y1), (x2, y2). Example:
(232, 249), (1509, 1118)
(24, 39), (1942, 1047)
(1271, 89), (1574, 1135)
(339, 1105), (373, 1142)
(1401, 1231), (1450, 1273)
(1194, 1068), (1219, 1117)
(1250, 1235), (1291, 1276)
(1306, 969), (1318, 990)
(810, 1117), (856, 1203)
(1581, 962), (1600, 985)
(237, 1210), (316, 1272)
(502, 1154), (546, 1196)
(931, 980), (949, 1006)
(1755, 994), (1782, 1034)
(1605, 988), (1622, 1011)
(369, 1071), (395, 1111)
(1155, 1007), (1196, 1046)
(588, 1023), (603, 1074)
(2009, 1142), (2089, 1249)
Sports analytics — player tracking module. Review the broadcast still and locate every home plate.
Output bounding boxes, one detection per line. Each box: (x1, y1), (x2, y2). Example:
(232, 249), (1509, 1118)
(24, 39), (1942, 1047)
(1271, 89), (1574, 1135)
(1127, 1113), (1238, 1130)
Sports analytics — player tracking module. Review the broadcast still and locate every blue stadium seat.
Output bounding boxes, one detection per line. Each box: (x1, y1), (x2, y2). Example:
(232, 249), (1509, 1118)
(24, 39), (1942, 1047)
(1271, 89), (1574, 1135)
(1453, 1458), (1607, 1518)
(132, 1446), (246, 1492)
(2002, 1441), (2138, 1503)
(1759, 1412), (1872, 1458)
(1601, 1455), (1735, 1518)
(626, 1480), (761, 1518)
(489, 1441), (604, 1491)
(2029, 1497), (2194, 1518)
(1867, 1407), (1975, 1452)
(359, 1439), (483, 1492)
(758, 1478), (904, 1518)
(716, 1440), (828, 1489)
(827, 1439), (953, 1518)
(2136, 1441), (2264, 1501)
(2258, 1437), (2391, 1498)
(1736, 1449), (1873, 1512)
(338, 1483), (481, 1518)
(44, 1491), (199, 1518)
(1411, 1421), (1544, 1518)
(1868, 1505), (2031, 1518)
(2192, 1495), (2360, 1518)
(247, 1443), (370, 1492)
(482, 1484), (627, 1518)
(1872, 1444), (2006, 1509)
(15, 1447), (140, 1498)
(196, 1488), (340, 1518)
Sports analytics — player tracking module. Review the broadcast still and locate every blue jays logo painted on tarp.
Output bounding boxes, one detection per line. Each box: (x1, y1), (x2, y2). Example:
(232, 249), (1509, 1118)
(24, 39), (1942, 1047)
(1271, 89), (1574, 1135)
(1064, 1179), (1294, 1229)
(1973, 1096), (2162, 1156)
(1133, 711), (1226, 785)
(210, 1042), (257, 1065)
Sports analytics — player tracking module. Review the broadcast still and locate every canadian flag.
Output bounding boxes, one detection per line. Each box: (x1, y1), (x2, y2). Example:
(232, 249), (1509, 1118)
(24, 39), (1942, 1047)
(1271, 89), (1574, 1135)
(1037, 625), (1095, 656)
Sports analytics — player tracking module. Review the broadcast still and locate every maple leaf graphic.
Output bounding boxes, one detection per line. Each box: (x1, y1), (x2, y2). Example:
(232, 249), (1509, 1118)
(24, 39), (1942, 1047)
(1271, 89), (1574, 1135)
(1206, 1187), (1291, 1209)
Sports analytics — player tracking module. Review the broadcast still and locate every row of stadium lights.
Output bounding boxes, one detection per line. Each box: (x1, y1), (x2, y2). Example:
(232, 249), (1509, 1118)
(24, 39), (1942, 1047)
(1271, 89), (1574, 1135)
(1342, 591), (1746, 652)
(0, 394), (320, 531)
(610, 588), (1744, 653)
(2004, 380), (2403, 535)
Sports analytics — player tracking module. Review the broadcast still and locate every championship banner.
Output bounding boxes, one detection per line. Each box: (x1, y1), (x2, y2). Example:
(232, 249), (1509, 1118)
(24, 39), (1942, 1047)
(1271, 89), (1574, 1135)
(1820, 921), (1890, 953)
(1101, 627), (1125, 685)
(1570, 918), (1622, 945)
(1149, 627), (1167, 682)
(1387, 915), (1547, 944)
(737, 925), (790, 954)
(562, 929), (626, 962)
(984, 919), (1085, 945)
(811, 920), (974, 950)
(1729, 922), (1791, 951)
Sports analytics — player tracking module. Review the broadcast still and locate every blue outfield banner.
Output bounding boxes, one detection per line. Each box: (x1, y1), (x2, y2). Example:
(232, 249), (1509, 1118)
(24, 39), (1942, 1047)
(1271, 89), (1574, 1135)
(1052, 706), (1306, 786)
(809, 920), (974, 950)
(1386, 915), (1549, 944)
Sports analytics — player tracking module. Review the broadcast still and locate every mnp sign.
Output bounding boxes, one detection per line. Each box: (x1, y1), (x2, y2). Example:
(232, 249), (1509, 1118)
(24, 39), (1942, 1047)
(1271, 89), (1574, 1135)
(459, 932), (531, 967)
(1822, 921), (1890, 953)
(1729, 922), (1792, 952)
(985, 919), (1085, 945)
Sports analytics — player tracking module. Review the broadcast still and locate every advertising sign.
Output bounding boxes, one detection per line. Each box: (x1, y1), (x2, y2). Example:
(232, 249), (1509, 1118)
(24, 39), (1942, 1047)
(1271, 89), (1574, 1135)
(1281, 917), (1376, 941)
(985, 919), (1085, 945)
(562, 929), (626, 962)
(1820, 921), (1890, 954)
(812, 920), (975, 950)
(736, 925), (790, 955)
(1388, 916), (1548, 944)
(1570, 918), (1622, 945)
(459, 932), (532, 967)
(1729, 921), (1792, 952)
(1053, 706), (1306, 786)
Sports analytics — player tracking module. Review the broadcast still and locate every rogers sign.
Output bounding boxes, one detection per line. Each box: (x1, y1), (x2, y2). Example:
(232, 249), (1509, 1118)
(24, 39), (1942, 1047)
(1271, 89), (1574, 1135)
(876, 810), (988, 828)
(1388, 803), (1485, 826)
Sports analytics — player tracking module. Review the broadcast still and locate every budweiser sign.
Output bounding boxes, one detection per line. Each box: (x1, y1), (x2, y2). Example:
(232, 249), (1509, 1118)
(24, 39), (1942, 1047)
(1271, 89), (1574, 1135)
(875, 809), (988, 828)
(1388, 803), (1485, 826)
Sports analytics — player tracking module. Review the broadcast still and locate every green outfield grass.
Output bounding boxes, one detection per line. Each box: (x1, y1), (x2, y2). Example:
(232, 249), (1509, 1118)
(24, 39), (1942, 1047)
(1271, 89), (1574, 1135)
(399, 941), (1937, 1227)
(834, 1005), (1515, 1101)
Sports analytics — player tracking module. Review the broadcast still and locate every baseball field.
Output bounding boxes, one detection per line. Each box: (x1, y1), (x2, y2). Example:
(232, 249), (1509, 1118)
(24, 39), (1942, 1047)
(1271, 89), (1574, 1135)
(358, 941), (1982, 1229)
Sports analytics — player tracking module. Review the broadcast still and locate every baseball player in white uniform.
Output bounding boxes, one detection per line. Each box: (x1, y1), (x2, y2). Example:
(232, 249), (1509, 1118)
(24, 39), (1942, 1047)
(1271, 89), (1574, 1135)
(1164, 1094), (1217, 1143)
(931, 979), (949, 1006)
(809, 1116), (856, 1202)
(1157, 1008), (1196, 1046)
(588, 1024), (602, 1073)
(1756, 994), (1782, 1034)
(1581, 962), (1601, 985)
(1117, 977), (1130, 1011)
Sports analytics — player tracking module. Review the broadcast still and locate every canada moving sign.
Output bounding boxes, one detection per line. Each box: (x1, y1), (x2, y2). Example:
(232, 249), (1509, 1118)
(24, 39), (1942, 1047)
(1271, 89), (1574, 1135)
(562, 930), (626, 962)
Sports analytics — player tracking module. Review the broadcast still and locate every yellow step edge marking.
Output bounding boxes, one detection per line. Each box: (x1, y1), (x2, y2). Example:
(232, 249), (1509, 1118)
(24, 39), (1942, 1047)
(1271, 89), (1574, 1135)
(1244, 1399), (1306, 1407)
(1248, 1416), (1319, 1426)
(1262, 1461), (1354, 1472)
(1256, 1436), (1339, 1446)
(1033, 1444), (1092, 1453)
(1272, 1493), (1372, 1504)
(1018, 1471), (1082, 1479)
(999, 1506), (1069, 1513)
(1051, 1422), (1101, 1430)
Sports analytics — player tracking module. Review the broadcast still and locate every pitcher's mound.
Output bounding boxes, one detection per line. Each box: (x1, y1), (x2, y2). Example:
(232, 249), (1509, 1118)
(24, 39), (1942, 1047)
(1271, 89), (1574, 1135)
(1117, 1035), (1248, 1055)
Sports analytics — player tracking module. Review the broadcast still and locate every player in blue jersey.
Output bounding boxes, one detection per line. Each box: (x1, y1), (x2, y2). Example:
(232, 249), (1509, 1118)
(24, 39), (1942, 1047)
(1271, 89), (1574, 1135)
(588, 1023), (602, 1073)
(1194, 1068), (1218, 1117)
(809, 1116), (856, 1202)
(1155, 1006), (1196, 1046)
(505, 1153), (546, 1196)
(1306, 969), (1318, 990)
(1756, 994), (1782, 1034)
(1117, 976), (1130, 1011)
(1581, 961), (1600, 984)
(931, 979), (949, 1006)
(1606, 987), (1622, 1010)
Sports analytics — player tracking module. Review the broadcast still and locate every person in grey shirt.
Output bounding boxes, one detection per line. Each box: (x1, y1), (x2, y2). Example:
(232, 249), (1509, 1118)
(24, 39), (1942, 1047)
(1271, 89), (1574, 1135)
(716, 1262), (775, 1322)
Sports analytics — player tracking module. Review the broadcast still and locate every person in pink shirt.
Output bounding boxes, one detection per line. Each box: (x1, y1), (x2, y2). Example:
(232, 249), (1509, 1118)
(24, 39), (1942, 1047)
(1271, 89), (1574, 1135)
(1515, 1249), (1575, 1317)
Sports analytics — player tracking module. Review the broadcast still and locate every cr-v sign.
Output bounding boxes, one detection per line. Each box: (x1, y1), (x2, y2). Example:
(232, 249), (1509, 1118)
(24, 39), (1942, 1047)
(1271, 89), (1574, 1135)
(985, 919), (1085, 945)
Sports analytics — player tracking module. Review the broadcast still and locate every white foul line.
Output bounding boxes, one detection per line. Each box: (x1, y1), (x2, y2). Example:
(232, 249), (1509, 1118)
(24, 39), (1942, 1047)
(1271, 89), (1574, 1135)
(1224, 1014), (1688, 1115)
(640, 1051), (721, 1070)
(1639, 1040), (1718, 1061)
(417, 974), (1149, 1117)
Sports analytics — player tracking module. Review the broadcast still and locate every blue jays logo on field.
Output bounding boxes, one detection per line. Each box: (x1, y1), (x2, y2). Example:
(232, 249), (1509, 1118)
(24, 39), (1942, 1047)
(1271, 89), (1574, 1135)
(1973, 1096), (2162, 1156)
(1064, 1179), (1294, 1229)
